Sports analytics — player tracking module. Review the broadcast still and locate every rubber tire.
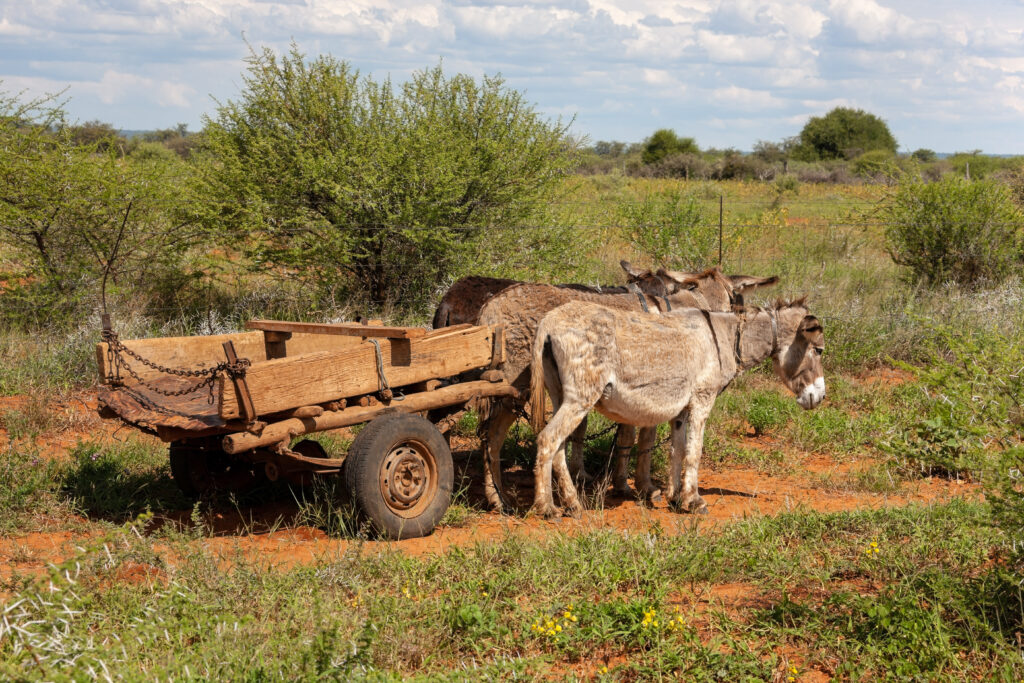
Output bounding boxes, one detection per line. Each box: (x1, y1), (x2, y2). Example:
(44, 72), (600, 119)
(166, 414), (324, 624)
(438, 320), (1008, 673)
(344, 413), (453, 540)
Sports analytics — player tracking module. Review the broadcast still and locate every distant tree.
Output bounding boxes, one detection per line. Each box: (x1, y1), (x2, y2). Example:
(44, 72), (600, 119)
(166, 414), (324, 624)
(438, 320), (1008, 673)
(752, 140), (786, 164)
(794, 107), (897, 161)
(137, 123), (199, 159)
(198, 45), (577, 308)
(911, 148), (937, 163)
(594, 140), (627, 157)
(69, 120), (124, 152)
(642, 129), (699, 165)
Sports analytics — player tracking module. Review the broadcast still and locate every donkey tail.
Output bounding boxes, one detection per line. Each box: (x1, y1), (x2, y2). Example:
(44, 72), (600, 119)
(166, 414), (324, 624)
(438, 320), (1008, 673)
(529, 324), (550, 436)
(431, 301), (450, 330)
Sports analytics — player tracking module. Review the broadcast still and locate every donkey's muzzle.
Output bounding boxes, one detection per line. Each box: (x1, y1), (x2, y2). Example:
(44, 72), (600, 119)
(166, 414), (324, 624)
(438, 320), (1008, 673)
(797, 377), (826, 410)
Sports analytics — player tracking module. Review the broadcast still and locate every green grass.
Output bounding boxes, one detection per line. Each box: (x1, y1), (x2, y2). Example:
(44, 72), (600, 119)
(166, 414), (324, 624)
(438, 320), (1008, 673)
(0, 501), (1017, 680)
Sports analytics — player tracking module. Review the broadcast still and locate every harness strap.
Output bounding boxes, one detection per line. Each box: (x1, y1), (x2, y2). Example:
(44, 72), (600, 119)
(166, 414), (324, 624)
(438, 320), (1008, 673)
(734, 312), (746, 368)
(733, 309), (779, 370)
(699, 310), (724, 371)
(627, 282), (650, 313)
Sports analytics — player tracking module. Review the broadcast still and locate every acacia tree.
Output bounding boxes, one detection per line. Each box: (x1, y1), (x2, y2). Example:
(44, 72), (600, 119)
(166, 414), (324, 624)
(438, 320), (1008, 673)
(641, 129), (699, 165)
(794, 107), (897, 161)
(199, 45), (578, 310)
(0, 90), (200, 323)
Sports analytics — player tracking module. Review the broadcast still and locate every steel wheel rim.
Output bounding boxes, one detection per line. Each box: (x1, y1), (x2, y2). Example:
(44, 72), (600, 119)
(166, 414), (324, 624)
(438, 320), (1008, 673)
(379, 439), (437, 519)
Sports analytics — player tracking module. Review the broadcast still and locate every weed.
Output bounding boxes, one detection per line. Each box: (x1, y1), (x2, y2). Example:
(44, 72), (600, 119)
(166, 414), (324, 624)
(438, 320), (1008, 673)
(0, 445), (65, 531)
(60, 438), (189, 521)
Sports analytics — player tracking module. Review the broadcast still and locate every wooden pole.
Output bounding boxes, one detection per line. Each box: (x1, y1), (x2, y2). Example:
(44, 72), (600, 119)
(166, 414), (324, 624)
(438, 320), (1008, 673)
(718, 194), (724, 266)
(221, 380), (517, 454)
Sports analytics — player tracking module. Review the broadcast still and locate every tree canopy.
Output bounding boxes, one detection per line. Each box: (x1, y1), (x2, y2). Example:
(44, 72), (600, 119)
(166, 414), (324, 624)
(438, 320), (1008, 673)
(0, 89), (199, 323)
(794, 107), (897, 161)
(199, 45), (578, 309)
(641, 129), (699, 165)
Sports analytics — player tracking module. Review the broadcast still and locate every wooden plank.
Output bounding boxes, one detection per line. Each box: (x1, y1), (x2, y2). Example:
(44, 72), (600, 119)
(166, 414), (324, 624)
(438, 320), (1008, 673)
(219, 325), (495, 419)
(96, 331), (267, 385)
(246, 320), (426, 339)
(222, 380), (518, 454)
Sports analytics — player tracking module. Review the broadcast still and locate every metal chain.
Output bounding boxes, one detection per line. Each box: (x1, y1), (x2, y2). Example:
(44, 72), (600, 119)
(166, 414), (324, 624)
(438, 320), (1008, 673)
(101, 328), (250, 404)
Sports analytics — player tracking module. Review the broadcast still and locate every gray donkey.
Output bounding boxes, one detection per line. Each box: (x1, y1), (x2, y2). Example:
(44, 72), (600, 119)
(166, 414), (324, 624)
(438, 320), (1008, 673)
(475, 266), (778, 510)
(528, 300), (825, 518)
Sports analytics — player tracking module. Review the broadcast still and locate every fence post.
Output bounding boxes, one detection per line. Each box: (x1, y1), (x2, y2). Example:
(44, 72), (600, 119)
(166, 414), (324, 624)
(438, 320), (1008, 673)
(718, 195), (724, 266)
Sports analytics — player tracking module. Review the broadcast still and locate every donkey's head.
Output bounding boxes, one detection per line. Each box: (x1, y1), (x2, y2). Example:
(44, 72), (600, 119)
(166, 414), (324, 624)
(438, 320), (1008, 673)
(659, 267), (779, 308)
(620, 260), (672, 297)
(770, 300), (825, 410)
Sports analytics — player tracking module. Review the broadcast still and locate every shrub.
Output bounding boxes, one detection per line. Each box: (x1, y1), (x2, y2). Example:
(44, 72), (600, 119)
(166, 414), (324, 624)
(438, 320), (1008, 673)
(884, 319), (1023, 483)
(199, 44), (577, 313)
(851, 149), (897, 179)
(0, 90), (204, 328)
(746, 392), (796, 436)
(618, 189), (714, 268)
(883, 176), (1024, 287)
(631, 152), (707, 179)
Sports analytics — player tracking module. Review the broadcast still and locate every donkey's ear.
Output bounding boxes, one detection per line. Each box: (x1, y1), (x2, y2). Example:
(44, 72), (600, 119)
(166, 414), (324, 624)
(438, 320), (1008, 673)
(729, 274), (779, 293)
(799, 315), (824, 344)
(620, 260), (650, 280)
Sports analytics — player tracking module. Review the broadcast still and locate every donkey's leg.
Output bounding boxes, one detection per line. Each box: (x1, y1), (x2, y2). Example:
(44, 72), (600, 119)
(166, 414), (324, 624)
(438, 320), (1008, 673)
(533, 401), (592, 519)
(611, 424), (637, 497)
(567, 417), (592, 484)
(552, 414), (590, 518)
(664, 410), (688, 505)
(482, 399), (519, 512)
(671, 401), (713, 514)
(634, 426), (662, 503)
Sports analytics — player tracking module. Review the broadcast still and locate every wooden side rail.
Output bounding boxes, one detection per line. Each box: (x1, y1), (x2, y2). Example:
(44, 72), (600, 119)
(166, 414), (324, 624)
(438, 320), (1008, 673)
(246, 320), (426, 340)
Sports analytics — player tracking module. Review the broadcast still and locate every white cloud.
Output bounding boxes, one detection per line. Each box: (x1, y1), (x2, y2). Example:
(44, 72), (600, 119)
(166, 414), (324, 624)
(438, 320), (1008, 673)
(712, 85), (782, 109)
(1, 0), (1023, 150)
(698, 30), (775, 63)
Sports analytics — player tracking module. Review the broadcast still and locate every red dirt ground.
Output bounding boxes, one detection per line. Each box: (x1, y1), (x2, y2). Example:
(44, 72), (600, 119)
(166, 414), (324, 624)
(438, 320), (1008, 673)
(0, 374), (980, 582)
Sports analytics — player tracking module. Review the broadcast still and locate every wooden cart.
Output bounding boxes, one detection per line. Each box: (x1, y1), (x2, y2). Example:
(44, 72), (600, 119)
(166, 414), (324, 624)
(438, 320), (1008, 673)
(95, 316), (513, 539)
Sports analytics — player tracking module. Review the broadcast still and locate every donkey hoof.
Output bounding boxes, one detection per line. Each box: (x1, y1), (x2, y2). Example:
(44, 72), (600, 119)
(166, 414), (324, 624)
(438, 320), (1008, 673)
(531, 504), (562, 520)
(685, 496), (708, 515)
(643, 488), (664, 504)
(613, 486), (638, 501)
(565, 503), (584, 519)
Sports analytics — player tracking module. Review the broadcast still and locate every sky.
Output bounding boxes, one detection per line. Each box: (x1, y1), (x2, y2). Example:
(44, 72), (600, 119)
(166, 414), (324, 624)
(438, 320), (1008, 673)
(1, 0), (1023, 153)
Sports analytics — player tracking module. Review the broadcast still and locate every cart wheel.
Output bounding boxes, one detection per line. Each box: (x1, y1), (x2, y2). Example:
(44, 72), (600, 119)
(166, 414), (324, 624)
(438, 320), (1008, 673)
(169, 438), (262, 498)
(344, 413), (453, 540)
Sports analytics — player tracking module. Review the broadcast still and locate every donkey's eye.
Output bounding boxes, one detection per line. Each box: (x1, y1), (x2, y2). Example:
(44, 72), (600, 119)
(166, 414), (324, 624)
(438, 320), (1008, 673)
(814, 347), (823, 356)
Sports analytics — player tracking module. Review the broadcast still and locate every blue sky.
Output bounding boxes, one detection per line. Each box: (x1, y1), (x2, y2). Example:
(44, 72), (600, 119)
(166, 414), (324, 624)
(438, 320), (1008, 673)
(2, 0), (1023, 153)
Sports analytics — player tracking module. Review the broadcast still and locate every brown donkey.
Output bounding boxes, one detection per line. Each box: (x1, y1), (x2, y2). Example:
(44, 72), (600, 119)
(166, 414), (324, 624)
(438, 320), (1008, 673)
(475, 267), (778, 510)
(430, 261), (714, 329)
(528, 300), (825, 518)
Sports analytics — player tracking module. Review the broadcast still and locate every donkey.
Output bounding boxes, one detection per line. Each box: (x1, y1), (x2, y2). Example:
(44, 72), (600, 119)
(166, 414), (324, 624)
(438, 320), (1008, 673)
(431, 261), (692, 330)
(527, 299), (825, 518)
(475, 267), (778, 510)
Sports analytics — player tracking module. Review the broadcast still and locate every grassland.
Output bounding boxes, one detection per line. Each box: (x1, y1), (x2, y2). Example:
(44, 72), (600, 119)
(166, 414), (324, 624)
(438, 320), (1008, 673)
(1, 178), (1022, 680)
